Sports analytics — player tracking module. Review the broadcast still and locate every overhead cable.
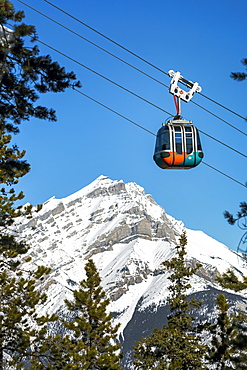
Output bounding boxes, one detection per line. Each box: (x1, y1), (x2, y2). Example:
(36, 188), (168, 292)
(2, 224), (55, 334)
(36, 40), (173, 117)
(14, 2), (247, 184)
(41, 0), (170, 78)
(36, 38), (247, 159)
(73, 88), (247, 189)
(19, 0), (247, 137)
(18, 0), (170, 91)
(202, 162), (247, 189)
(192, 100), (247, 137)
(198, 130), (247, 159)
(41, 0), (247, 122)
(73, 87), (156, 136)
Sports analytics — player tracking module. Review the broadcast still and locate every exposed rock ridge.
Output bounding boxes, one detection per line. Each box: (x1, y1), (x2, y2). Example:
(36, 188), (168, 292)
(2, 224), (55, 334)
(15, 176), (247, 370)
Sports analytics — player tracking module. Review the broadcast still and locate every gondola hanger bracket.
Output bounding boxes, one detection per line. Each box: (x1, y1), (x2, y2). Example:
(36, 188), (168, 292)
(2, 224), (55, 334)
(168, 70), (202, 102)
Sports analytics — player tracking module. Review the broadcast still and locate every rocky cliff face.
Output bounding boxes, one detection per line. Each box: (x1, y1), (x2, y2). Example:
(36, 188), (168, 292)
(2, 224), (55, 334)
(17, 175), (247, 369)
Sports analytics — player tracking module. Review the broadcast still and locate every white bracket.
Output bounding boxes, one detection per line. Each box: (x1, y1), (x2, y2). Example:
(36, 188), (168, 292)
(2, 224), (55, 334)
(168, 70), (202, 102)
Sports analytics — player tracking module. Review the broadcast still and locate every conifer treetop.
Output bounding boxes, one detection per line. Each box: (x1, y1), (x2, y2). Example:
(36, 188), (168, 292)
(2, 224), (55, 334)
(62, 259), (123, 370)
(133, 232), (206, 370)
(0, 0), (81, 133)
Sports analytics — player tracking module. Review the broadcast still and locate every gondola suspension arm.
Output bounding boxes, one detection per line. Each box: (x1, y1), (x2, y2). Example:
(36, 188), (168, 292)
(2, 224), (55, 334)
(168, 70), (202, 102)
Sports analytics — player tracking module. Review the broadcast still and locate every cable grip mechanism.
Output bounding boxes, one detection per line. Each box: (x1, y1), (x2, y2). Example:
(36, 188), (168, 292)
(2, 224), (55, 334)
(168, 70), (202, 102)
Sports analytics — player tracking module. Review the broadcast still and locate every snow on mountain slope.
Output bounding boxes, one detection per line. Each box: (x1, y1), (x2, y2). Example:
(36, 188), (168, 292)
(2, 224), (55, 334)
(16, 175), (247, 365)
(186, 228), (246, 274)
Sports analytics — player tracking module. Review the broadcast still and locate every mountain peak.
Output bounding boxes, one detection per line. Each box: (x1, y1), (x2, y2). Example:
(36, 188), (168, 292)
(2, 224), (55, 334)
(17, 176), (247, 369)
(96, 175), (110, 181)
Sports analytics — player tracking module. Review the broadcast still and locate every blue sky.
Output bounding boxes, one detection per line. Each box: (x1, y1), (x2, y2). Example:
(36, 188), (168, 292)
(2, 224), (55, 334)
(11, 0), (247, 252)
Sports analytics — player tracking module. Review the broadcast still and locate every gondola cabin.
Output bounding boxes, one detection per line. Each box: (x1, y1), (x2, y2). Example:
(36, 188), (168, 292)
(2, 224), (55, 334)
(153, 119), (203, 169)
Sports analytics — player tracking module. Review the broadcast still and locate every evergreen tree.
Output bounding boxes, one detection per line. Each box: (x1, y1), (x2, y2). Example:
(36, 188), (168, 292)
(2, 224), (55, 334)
(230, 312), (247, 369)
(0, 0), (80, 368)
(214, 269), (247, 368)
(216, 268), (247, 292)
(133, 232), (206, 369)
(0, 0), (80, 238)
(206, 293), (235, 369)
(224, 202), (247, 255)
(206, 294), (247, 369)
(0, 267), (58, 369)
(62, 259), (123, 370)
(230, 58), (247, 81)
(227, 55), (247, 249)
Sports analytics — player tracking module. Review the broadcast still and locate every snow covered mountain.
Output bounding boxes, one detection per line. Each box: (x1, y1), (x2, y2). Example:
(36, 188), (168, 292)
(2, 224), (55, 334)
(17, 175), (247, 368)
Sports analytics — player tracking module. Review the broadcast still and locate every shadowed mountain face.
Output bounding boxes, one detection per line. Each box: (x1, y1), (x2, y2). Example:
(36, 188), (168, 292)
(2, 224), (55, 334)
(17, 176), (247, 368)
